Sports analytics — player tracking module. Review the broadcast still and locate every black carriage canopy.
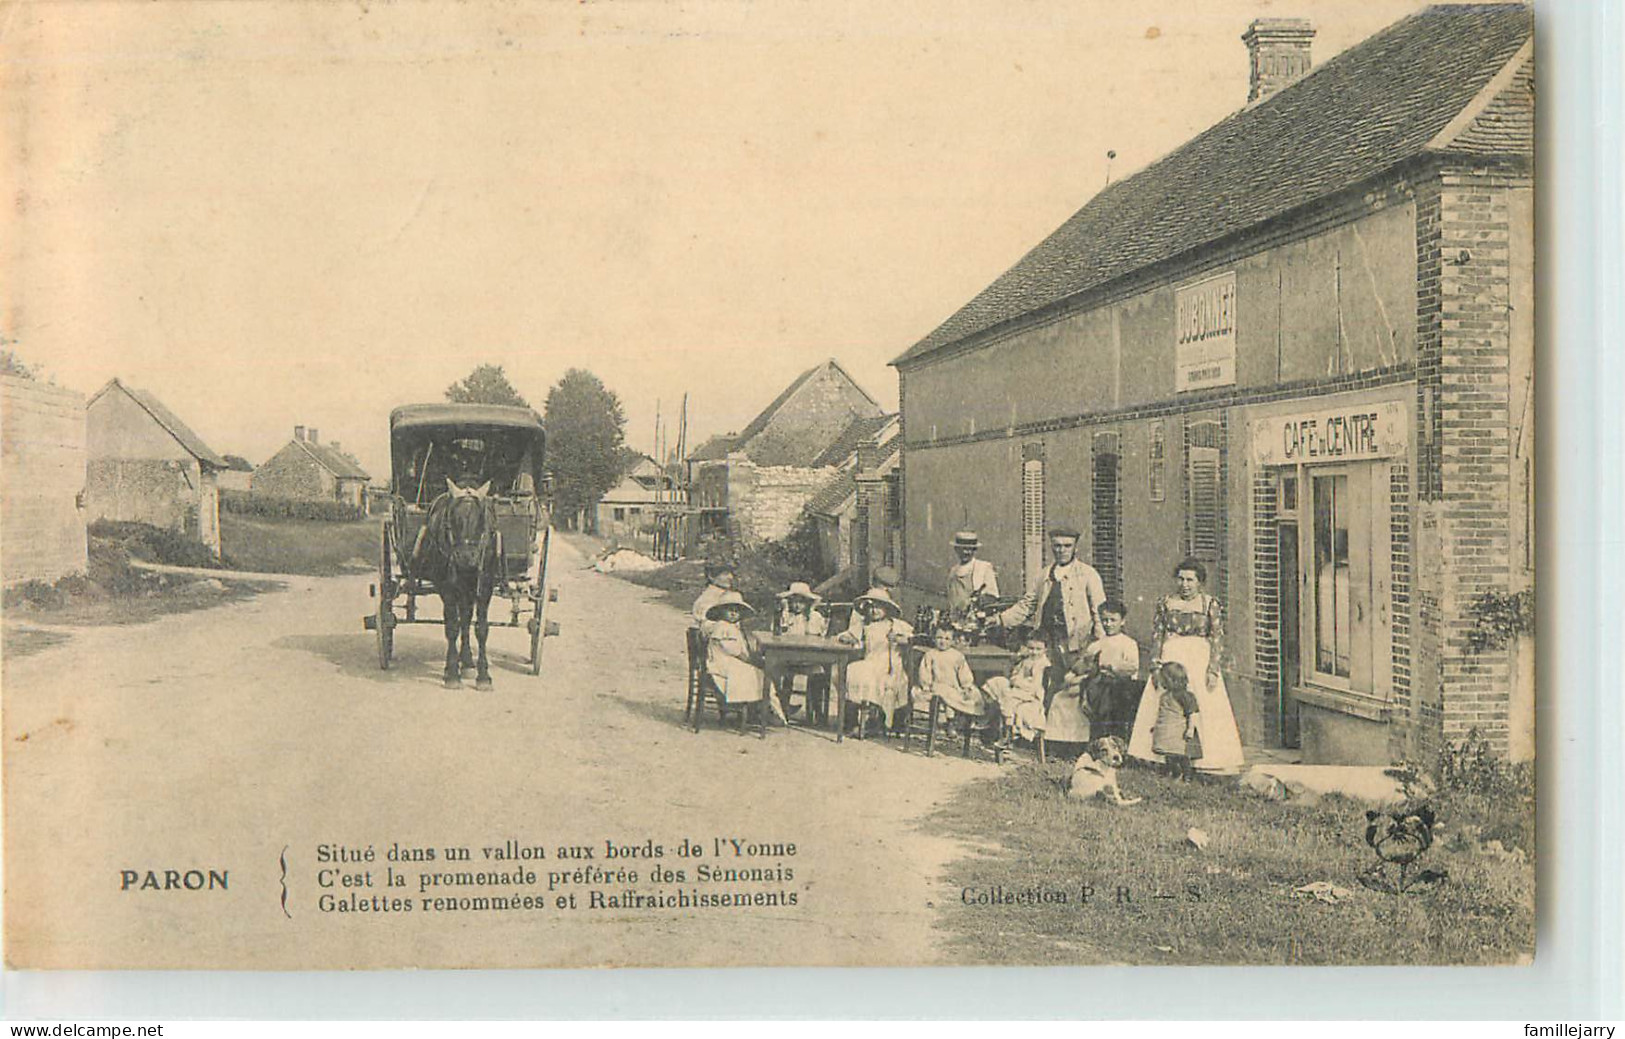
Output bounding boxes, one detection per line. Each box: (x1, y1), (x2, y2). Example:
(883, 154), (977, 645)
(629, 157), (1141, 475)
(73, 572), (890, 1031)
(389, 404), (546, 505)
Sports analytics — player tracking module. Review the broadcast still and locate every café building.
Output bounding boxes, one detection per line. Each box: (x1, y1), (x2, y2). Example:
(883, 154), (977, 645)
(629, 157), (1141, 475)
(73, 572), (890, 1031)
(890, 6), (1533, 764)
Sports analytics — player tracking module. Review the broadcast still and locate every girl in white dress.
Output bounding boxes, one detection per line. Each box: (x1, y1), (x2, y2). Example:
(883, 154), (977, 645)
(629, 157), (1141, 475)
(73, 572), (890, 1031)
(838, 588), (913, 732)
(1128, 559), (1245, 774)
(705, 592), (787, 725)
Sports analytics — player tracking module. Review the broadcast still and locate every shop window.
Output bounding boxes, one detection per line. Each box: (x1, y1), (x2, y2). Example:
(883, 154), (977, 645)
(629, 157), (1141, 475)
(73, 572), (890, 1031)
(1278, 461), (1382, 696)
(1092, 432), (1122, 600)
(1312, 473), (1352, 679)
(1021, 442), (1045, 587)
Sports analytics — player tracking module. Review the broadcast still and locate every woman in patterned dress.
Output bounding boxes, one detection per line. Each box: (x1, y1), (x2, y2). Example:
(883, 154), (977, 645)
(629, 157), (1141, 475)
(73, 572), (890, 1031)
(1128, 559), (1245, 774)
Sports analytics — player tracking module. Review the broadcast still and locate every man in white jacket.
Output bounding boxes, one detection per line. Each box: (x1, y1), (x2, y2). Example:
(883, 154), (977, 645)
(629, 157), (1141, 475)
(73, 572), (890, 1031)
(945, 530), (999, 625)
(997, 526), (1107, 704)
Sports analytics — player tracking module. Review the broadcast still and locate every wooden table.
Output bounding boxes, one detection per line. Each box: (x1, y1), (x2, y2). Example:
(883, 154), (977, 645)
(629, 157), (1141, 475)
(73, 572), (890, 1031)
(755, 633), (862, 742)
(960, 643), (1015, 684)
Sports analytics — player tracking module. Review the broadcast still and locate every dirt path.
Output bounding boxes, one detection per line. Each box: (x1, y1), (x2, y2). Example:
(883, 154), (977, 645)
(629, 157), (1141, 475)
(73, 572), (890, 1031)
(3, 535), (994, 969)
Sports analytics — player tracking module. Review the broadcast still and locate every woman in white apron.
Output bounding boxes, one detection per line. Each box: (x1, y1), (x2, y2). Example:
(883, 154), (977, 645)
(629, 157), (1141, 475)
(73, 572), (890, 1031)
(1128, 559), (1245, 774)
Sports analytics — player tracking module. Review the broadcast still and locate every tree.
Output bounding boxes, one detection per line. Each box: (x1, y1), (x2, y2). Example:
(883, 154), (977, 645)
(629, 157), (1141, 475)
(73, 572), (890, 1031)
(543, 369), (626, 528)
(445, 364), (530, 408)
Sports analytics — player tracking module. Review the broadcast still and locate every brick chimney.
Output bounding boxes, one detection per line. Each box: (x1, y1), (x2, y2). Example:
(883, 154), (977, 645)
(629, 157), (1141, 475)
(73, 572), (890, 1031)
(294, 425), (306, 441)
(1243, 18), (1314, 103)
(309, 428), (319, 444)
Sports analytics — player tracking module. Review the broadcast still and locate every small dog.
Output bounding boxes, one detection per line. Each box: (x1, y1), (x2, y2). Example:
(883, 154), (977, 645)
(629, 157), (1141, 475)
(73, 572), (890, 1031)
(1066, 736), (1142, 806)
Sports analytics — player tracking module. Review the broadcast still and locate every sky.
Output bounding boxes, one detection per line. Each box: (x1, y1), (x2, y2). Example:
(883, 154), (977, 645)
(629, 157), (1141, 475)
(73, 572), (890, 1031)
(4, 0), (1437, 479)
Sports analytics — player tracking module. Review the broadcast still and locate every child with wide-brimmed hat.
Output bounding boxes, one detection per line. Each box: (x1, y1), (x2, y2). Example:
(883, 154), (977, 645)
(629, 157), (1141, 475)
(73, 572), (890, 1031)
(838, 587), (914, 733)
(703, 592), (787, 726)
(776, 582), (827, 636)
(775, 581), (829, 722)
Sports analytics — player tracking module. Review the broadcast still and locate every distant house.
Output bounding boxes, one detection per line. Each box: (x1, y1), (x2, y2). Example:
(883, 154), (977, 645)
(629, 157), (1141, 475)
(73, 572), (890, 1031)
(686, 358), (884, 546)
(595, 453), (680, 539)
(2, 374), (88, 585)
(85, 378), (225, 552)
(217, 454), (255, 492)
(252, 425), (372, 513)
(806, 414), (901, 585)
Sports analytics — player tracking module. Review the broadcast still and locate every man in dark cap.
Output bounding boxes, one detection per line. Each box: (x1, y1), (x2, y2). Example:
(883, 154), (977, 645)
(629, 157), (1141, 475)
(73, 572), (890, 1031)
(997, 526), (1107, 703)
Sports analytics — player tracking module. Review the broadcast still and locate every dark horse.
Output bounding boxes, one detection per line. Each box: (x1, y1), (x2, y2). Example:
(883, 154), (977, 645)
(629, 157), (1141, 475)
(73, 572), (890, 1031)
(414, 481), (498, 689)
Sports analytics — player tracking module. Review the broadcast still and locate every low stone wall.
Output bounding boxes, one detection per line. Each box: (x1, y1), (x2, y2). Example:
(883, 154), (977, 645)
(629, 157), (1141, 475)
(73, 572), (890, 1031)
(2, 375), (88, 585)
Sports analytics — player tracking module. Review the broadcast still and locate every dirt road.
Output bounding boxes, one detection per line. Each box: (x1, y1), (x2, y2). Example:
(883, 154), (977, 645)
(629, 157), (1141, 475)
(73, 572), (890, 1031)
(3, 536), (994, 969)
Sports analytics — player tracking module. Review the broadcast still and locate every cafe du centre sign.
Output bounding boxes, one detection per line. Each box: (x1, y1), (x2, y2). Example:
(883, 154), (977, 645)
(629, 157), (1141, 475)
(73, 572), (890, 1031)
(1250, 400), (1409, 467)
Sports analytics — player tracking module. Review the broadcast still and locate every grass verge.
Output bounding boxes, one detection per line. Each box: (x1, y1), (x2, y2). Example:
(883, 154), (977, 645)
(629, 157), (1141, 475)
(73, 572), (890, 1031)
(927, 759), (1533, 965)
(220, 514), (380, 576)
(4, 532), (278, 656)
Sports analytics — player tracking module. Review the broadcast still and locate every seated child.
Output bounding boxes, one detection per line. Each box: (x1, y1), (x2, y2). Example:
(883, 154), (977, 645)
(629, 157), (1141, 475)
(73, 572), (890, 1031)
(776, 581), (829, 719)
(838, 588), (913, 732)
(1066, 599), (1141, 743)
(704, 592), (787, 726)
(915, 623), (992, 732)
(777, 582), (828, 636)
(982, 634), (1049, 746)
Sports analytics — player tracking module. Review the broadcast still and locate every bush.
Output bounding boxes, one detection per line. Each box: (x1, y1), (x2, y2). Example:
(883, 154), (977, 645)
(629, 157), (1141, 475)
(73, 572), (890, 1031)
(219, 489), (364, 522)
(87, 519), (225, 569)
(1433, 728), (1536, 856)
(87, 536), (149, 595)
(3, 579), (66, 610)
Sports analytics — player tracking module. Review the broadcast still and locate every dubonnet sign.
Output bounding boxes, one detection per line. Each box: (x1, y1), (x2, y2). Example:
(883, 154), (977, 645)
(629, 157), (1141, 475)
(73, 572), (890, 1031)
(1250, 400), (1409, 466)
(1175, 271), (1237, 392)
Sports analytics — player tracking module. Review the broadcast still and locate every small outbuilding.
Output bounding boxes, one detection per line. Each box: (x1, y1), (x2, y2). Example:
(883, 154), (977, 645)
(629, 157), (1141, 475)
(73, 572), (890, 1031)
(85, 378), (225, 553)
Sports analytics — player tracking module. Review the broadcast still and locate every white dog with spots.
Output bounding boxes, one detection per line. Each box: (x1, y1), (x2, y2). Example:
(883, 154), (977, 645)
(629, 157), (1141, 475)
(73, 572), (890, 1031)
(1066, 736), (1142, 806)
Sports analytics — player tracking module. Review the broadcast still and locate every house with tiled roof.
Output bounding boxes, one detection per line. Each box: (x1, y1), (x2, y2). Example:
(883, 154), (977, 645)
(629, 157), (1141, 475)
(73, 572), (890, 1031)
(251, 425), (373, 515)
(892, 6), (1533, 765)
(806, 414), (902, 583)
(86, 378), (227, 551)
(595, 453), (683, 539)
(686, 359), (885, 546)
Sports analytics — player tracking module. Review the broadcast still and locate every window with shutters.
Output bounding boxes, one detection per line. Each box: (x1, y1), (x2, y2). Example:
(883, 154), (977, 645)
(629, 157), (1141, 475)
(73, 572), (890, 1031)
(1187, 421), (1222, 565)
(1092, 432), (1122, 600)
(1021, 442), (1045, 588)
(1148, 421), (1166, 502)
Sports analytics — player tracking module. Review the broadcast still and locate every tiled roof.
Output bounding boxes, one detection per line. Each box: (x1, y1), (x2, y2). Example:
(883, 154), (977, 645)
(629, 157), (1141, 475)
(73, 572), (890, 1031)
(809, 413), (896, 469)
(297, 439), (371, 480)
(893, 4), (1532, 368)
(91, 379), (227, 468)
(686, 433), (737, 462)
(732, 359), (881, 450)
(806, 469), (856, 517)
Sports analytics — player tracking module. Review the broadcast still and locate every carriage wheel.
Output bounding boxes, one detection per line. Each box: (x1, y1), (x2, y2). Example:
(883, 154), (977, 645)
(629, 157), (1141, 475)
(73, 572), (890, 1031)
(376, 525), (396, 670)
(529, 524), (552, 675)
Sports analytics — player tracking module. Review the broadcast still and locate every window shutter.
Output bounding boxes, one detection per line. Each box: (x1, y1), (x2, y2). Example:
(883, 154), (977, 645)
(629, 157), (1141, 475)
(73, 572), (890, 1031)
(1021, 442), (1045, 587)
(1148, 421), (1166, 502)
(1187, 420), (1222, 564)
(1092, 431), (1122, 600)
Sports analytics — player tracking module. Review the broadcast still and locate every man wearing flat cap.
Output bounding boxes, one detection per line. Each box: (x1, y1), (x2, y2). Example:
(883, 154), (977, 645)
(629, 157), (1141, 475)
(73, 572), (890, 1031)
(946, 530), (999, 625)
(998, 526), (1107, 702)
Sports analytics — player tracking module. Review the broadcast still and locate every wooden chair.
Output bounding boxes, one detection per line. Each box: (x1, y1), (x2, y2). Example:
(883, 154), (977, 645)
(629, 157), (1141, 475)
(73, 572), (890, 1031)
(684, 626), (764, 736)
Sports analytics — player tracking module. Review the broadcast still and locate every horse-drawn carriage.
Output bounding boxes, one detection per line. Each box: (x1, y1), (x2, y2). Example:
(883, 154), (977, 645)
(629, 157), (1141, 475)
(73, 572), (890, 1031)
(364, 403), (559, 683)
